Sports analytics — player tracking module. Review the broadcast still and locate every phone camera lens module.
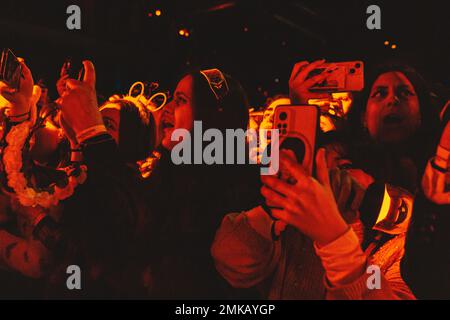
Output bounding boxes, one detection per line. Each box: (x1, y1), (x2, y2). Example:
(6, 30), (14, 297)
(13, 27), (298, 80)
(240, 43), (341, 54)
(279, 112), (287, 121)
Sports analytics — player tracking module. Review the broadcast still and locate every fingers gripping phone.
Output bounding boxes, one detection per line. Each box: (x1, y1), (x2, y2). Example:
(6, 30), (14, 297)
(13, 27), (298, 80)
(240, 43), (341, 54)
(0, 48), (22, 90)
(306, 61), (364, 92)
(273, 105), (320, 175)
(262, 105), (320, 225)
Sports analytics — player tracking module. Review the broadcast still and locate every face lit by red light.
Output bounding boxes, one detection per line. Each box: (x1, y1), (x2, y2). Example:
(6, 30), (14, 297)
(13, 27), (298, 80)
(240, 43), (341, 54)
(101, 104), (121, 144)
(364, 72), (421, 144)
(161, 75), (195, 150)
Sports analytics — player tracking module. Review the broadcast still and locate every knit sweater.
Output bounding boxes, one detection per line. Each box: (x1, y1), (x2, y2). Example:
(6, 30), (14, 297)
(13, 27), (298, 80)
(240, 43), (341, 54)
(211, 205), (415, 300)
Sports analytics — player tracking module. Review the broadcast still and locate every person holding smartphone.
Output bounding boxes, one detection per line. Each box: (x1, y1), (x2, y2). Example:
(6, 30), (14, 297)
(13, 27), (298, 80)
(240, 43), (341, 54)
(211, 59), (421, 299)
(0, 58), (156, 298)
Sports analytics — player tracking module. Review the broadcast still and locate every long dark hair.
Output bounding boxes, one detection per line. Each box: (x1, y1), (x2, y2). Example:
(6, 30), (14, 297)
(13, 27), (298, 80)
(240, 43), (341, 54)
(166, 69), (261, 207)
(154, 69), (260, 244)
(168, 69), (251, 167)
(102, 99), (156, 163)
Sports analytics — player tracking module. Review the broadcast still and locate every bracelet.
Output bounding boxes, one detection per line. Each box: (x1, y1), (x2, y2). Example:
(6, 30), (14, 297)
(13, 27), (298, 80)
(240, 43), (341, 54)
(7, 110), (31, 122)
(8, 110), (31, 118)
(76, 125), (107, 143)
(430, 157), (448, 174)
(80, 134), (114, 148)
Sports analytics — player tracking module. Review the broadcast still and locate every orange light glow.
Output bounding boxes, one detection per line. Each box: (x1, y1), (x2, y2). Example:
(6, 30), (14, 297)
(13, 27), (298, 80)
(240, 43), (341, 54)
(391, 44), (397, 49)
(320, 115), (336, 133)
(155, 9), (162, 16)
(373, 185), (413, 235)
(179, 29), (185, 36)
(384, 40), (389, 45)
(377, 185), (391, 226)
(331, 92), (353, 115)
(185, 31), (190, 37)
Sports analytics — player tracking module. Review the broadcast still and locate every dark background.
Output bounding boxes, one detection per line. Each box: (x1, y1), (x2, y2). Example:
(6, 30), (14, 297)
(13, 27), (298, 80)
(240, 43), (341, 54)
(0, 0), (448, 106)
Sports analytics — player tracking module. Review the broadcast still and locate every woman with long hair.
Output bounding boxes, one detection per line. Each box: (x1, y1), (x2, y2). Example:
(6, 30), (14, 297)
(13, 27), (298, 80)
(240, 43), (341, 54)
(211, 59), (442, 299)
(148, 68), (261, 298)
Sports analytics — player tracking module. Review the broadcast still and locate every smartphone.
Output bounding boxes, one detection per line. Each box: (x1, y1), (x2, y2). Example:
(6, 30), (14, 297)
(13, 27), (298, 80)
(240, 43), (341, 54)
(306, 61), (364, 92)
(273, 105), (320, 175)
(0, 48), (22, 90)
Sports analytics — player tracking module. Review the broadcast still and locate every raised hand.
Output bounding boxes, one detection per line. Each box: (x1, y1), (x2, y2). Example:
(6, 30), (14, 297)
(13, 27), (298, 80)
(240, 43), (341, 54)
(288, 59), (335, 104)
(0, 58), (34, 117)
(56, 61), (71, 98)
(58, 60), (105, 141)
(261, 148), (349, 246)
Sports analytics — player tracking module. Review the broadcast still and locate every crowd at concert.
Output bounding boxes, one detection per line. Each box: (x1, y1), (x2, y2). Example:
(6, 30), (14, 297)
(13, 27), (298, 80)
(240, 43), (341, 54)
(0, 54), (448, 299)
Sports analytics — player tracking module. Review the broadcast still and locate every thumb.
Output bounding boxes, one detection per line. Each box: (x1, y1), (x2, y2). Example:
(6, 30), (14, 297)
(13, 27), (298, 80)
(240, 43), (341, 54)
(17, 58), (34, 94)
(82, 60), (96, 89)
(315, 148), (331, 187)
(30, 85), (42, 106)
(28, 85), (41, 125)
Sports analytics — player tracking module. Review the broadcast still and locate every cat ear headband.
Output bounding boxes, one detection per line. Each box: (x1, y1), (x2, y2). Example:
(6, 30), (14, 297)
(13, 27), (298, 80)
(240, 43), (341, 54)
(126, 81), (167, 112)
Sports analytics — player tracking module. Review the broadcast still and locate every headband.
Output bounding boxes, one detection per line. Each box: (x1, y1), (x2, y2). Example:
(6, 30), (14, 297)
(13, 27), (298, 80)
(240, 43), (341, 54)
(106, 82), (168, 113)
(127, 81), (167, 112)
(199, 68), (229, 100)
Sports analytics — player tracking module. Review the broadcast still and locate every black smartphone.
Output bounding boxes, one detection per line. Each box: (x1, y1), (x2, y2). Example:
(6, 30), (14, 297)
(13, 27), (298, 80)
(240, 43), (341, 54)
(0, 48), (22, 90)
